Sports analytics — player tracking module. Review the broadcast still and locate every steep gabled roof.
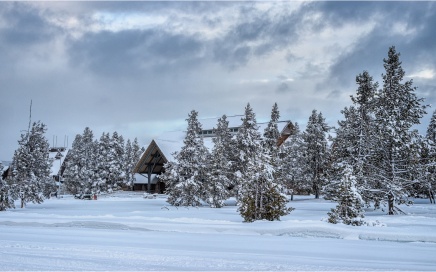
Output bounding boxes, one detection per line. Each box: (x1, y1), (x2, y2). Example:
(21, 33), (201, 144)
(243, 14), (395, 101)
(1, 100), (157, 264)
(133, 139), (170, 175)
(49, 148), (69, 176)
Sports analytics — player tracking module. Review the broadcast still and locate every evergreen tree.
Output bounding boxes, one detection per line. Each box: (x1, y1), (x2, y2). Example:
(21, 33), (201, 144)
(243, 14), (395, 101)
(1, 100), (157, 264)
(330, 107), (360, 172)
(263, 103), (280, 159)
(124, 139), (134, 189)
(427, 110), (436, 143)
(261, 103), (292, 217)
(10, 121), (53, 208)
(205, 115), (233, 208)
(162, 110), (210, 207)
(133, 138), (145, 190)
(236, 104), (293, 222)
(328, 106), (367, 200)
(234, 103), (261, 190)
(328, 166), (365, 226)
(278, 123), (307, 200)
(63, 134), (83, 194)
(63, 127), (98, 195)
(122, 138), (144, 191)
(420, 111), (436, 203)
(331, 71), (378, 204)
(97, 132), (111, 192)
(88, 138), (103, 194)
(106, 132), (124, 192)
(0, 162), (14, 211)
(302, 110), (330, 199)
(371, 46), (427, 214)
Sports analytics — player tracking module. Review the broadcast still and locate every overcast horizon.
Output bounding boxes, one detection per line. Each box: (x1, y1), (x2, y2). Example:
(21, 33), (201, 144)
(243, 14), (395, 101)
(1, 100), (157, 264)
(1, 1), (436, 161)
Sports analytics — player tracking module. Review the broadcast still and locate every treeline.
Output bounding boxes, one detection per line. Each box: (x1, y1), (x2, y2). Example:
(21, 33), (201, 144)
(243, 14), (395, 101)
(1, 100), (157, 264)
(0, 124), (144, 210)
(62, 128), (144, 195)
(2, 46), (435, 225)
(162, 46), (435, 224)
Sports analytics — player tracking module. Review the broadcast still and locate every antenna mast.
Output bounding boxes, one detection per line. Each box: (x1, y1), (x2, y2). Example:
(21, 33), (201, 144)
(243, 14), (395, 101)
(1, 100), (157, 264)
(27, 100), (32, 135)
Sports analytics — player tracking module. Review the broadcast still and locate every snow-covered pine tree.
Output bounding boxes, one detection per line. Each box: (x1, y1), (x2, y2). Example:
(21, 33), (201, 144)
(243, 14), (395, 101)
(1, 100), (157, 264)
(234, 103), (260, 192)
(261, 103), (292, 218)
(427, 110), (436, 143)
(236, 103), (292, 222)
(124, 139), (134, 189)
(89, 138), (103, 194)
(302, 110), (330, 199)
(332, 72), (377, 176)
(63, 127), (98, 195)
(122, 138), (144, 191)
(63, 134), (83, 194)
(205, 115), (233, 208)
(162, 110), (209, 207)
(329, 107), (360, 177)
(10, 121), (53, 208)
(371, 46), (427, 214)
(278, 123), (308, 200)
(263, 103), (280, 161)
(0, 162), (14, 211)
(327, 166), (365, 226)
(97, 132), (111, 192)
(106, 132), (124, 192)
(328, 106), (367, 200)
(419, 111), (436, 203)
(132, 138), (144, 190)
(347, 71), (378, 204)
(236, 103), (261, 221)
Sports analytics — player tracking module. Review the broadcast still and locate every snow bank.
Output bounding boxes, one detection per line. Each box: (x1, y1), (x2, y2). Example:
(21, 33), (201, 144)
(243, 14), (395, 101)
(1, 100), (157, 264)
(0, 192), (435, 271)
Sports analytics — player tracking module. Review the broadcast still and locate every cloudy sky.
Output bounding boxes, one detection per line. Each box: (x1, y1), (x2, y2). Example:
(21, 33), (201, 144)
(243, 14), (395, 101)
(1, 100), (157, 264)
(1, 1), (436, 160)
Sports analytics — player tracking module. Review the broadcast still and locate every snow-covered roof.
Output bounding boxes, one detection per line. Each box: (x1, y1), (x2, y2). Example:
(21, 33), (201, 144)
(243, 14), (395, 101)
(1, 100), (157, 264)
(199, 115), (245, 130)
(49, 148), (69, 176)
(1, 161), (11, 171)
(1, 161), (11, 167)
(155, 130), (216, 161)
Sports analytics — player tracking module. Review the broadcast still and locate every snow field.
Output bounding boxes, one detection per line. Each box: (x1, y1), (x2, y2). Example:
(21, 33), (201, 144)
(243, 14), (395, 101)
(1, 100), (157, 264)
(0, 192), (435, 271)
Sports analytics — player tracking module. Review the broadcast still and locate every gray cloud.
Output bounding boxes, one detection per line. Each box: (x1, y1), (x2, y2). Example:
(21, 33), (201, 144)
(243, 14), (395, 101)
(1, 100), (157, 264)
(68, 29), (204, 77)
(2, 1), (436, 161)
(0, 2), (59, 46)
(213, 3), (302, 69)
(276, 82), (290, 93)
(319, 2), (436, 90)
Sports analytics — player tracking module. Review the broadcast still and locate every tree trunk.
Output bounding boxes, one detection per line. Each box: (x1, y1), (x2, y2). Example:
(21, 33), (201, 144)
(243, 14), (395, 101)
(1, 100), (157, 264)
(313, 182), (319, 199)
(388, 192), (395, 215)
(429, 190), (435, 204)
(21, 198), (25, 209)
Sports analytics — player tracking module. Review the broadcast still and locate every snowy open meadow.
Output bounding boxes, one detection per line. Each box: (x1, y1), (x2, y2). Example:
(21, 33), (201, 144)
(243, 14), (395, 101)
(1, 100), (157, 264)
(0, 192), (435, 271)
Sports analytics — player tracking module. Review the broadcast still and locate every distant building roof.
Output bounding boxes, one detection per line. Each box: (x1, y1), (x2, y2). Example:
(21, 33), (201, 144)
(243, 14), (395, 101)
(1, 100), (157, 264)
(49, 147), (69, 176)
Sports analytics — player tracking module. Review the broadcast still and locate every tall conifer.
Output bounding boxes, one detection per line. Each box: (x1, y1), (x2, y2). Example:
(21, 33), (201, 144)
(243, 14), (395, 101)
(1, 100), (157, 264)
(371, 46), (427, 214)
(0, 162), (14, 211)
(11, 121), (53, 208)
(162, 110), (209, 207)
(205, 115), (233, 207)
(302, 110), (330, 199)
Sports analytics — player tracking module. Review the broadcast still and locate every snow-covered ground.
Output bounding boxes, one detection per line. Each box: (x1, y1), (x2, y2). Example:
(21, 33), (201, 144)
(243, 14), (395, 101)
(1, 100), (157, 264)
(1, 192), (435, 271)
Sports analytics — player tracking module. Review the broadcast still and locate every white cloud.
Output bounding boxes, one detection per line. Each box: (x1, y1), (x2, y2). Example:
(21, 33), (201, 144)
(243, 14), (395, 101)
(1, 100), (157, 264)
(239, 79), (271, 84)
(408, 69), (435, 80)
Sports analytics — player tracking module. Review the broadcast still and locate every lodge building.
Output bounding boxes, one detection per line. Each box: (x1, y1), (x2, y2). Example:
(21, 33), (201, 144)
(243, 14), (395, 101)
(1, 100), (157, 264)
(133, 115), (294, 193)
